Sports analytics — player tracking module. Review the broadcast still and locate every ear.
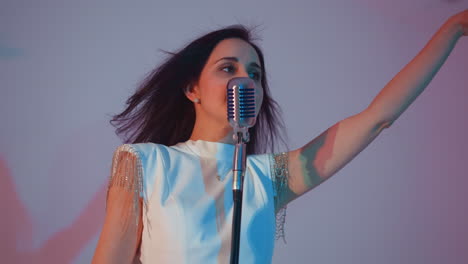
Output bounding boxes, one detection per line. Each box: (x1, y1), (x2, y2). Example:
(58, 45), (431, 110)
(184, 83), (201, 103)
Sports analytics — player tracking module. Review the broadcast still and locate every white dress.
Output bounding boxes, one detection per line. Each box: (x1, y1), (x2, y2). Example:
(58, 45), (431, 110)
(107, 140), (289, 264)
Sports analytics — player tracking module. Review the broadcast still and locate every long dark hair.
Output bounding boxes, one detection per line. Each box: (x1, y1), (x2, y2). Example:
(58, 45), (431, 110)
(110, 24), (287, 154)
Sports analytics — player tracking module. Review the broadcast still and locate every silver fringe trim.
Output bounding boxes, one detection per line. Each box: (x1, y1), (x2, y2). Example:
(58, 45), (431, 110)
(106, 144), (146, 228)
(270, 152), (289, 243)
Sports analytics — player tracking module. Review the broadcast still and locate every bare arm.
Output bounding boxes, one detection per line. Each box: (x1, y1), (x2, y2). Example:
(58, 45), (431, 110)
(92, 147), (144, 264)
(92, 189), (143, 263)
(366, 12), (465, 125)
(278, 11), (467, 208)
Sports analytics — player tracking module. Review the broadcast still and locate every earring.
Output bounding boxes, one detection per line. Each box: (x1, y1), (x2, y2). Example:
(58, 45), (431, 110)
(193, 98), (200, 103)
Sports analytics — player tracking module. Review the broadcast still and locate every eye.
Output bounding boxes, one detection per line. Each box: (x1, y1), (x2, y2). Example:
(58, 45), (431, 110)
(220, 64), (261, 81)
(221, 65), (235, 73)
(249, 71), (261, 81)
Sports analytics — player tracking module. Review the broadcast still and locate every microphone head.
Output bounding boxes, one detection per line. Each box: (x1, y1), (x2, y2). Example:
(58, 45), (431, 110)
(227, 77), (257, 132)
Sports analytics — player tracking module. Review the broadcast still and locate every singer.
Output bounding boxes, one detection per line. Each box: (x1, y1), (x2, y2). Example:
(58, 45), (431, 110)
(93, 10), (468, 264)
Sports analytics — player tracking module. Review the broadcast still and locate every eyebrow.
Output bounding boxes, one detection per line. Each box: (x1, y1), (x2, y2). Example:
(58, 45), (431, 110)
(214, 57), (261, 70)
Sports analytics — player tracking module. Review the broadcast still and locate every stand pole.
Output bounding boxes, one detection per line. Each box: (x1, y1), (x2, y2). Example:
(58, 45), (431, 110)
(230, 133), (247, 264)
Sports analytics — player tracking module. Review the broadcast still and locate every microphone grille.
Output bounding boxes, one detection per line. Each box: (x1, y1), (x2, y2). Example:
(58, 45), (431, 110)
(227, 77), (256, 128)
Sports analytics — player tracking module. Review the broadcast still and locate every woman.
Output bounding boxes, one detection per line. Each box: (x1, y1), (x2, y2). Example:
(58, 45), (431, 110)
(93, 10), (467, 263)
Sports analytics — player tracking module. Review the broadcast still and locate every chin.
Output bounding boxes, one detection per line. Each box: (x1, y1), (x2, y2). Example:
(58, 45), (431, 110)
(221, 123), (233, 131)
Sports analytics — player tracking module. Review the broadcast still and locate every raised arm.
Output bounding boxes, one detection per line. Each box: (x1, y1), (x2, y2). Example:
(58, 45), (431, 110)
(278, 10), (467, 209)
(92, 145), (144, 264)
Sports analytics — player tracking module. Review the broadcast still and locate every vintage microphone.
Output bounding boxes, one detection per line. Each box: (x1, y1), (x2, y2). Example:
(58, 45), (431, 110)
(227, 77), (257, 264)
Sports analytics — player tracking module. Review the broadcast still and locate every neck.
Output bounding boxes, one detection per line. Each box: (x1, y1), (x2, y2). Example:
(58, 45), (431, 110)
(189, 117), (235, 145)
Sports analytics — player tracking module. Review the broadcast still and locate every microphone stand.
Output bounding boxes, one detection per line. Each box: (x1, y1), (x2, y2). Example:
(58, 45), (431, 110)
(230, 131), (247, 264)
(226, 76), (256, 263)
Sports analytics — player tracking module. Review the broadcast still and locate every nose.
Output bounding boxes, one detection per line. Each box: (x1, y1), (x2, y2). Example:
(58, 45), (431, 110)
(236, 66), (251, 79)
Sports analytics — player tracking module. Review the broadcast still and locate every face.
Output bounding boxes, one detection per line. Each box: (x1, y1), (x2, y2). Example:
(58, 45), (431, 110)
(187, 38), (264, 128)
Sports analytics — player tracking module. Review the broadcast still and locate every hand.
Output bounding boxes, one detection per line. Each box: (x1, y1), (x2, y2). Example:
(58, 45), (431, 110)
(448, 9), (468, 36)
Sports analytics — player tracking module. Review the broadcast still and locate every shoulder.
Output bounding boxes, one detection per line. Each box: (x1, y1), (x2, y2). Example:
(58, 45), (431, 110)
(110, 143), (169, 183)
(247, 152), (287, 174)
(249, 152), (290, 202)
(247, 153), (271, 169)
(114, 142), (175, 164)
(247, 153), (277, 182)
(110, 143), (174, 202)
(116, 142), (159, 158)
(114, 142), (191, 177)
